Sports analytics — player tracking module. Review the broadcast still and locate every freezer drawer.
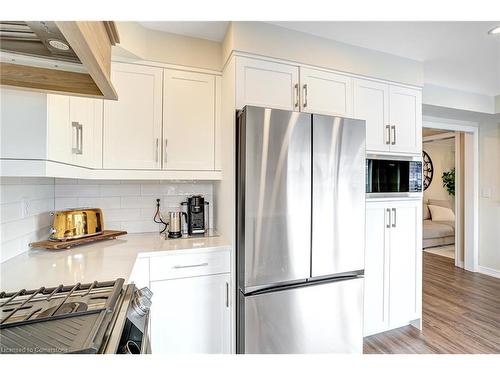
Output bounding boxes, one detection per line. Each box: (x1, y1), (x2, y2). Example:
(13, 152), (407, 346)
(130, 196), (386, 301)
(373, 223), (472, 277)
(311, 115), (366, 277)
(238, 277), (364, 354)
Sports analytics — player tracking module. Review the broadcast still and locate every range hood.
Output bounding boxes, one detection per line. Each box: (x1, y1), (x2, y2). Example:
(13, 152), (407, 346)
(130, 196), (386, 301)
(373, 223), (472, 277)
(0, 21), (119, 100)
(0, 21), (80, 63)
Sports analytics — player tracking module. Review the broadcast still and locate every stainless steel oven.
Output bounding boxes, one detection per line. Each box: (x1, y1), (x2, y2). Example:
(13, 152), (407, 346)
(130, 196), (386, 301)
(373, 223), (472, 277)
(366, 157), (422, 197)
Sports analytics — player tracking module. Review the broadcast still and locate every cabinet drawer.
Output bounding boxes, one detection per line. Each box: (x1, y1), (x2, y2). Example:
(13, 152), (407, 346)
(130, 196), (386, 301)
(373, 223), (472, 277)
(150, 250), (230, 281)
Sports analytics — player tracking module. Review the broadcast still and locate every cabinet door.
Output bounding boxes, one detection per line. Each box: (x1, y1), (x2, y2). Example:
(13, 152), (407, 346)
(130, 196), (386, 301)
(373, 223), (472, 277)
(47, 94), (72, 164)
(364, 201), (390, 336)
(389, 85), (422, 155)
(353, 79), (390, 153)
(103, 63), (163, 169)
(300, 67), (353, 117)
(150, 273), (230, 354)
(70, 96), (98, 167)
(163, 69), (215, 170)
(388, 199), (422, 328)
(236, 56), (299, 111)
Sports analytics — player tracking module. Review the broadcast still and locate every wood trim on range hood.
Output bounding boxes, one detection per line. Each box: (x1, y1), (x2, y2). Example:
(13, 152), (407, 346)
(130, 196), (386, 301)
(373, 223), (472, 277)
(0, 21), (119, 100)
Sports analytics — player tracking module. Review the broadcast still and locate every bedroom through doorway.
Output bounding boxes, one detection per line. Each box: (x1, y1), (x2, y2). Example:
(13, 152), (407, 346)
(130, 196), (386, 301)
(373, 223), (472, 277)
(422, 128), (464, 265)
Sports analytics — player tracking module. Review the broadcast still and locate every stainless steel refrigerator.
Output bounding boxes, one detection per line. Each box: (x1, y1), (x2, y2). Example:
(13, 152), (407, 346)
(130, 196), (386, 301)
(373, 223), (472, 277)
(236, 106), (366, 354)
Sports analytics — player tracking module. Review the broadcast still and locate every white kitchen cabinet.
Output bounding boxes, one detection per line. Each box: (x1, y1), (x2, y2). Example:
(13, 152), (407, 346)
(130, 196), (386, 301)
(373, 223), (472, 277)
(0, 88), (101, 168)
(68, 97), (103, 168)
(300, 67), (353, 117)
(388, 200), (422, 327)
(364, 201), (390, 336)
(235, 56), (299, 111)
(364, 199), (422, 336)
(353, 78), (422, 155)
(388, 85), (422, 155)
(103, 62), (163, 169)
(163, 69), (215, 170)
(353, 79), (390, 153)
(150, 273), (231, 354)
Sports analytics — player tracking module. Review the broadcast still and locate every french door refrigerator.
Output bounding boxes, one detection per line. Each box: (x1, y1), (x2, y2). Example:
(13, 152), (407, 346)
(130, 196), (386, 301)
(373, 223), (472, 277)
(236, 106), (366, 354)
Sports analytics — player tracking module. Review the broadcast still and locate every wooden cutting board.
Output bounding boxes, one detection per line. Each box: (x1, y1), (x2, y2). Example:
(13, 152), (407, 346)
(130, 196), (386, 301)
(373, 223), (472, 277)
(29, 230), (128, 250)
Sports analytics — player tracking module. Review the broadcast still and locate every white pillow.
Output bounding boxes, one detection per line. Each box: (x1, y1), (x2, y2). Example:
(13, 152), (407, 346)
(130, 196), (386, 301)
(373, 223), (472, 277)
(428, 204), (455, 222)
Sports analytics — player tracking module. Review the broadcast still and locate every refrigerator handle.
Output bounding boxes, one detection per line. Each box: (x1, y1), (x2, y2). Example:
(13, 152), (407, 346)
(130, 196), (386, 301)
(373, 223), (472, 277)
(386, 208), (391, 228)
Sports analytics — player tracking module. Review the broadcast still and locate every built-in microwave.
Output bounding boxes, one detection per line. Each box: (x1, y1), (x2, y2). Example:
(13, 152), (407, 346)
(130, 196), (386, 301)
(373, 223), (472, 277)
(366, 158), (422, 196)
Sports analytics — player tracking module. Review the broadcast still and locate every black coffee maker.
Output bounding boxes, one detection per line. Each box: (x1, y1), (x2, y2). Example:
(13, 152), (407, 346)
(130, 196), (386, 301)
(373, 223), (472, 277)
(181, 195), (209, 235)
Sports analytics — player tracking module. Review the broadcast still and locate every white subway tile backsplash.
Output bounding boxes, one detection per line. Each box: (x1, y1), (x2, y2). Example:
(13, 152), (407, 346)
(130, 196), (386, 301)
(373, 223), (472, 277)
(77, 197), (121, 209)
(0, 177), (54, 263)
(0, 178), (216, 263)
(100, 184), (141, 197)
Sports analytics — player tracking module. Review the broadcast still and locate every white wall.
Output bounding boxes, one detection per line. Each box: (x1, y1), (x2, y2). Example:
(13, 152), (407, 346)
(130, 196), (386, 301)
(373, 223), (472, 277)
(54, 179), (214, 234)
(0, 177), (54, 263)
(423, 84), (496, 114)
(114, 22), (222, 71)
(423, 138), (455, 209)
(478, 121), (500, 272)
(223, 22), (424, 87)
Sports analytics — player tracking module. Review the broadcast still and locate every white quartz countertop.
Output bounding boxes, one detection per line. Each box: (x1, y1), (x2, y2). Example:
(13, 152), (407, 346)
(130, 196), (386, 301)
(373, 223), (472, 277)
(0, 233), (230, 292)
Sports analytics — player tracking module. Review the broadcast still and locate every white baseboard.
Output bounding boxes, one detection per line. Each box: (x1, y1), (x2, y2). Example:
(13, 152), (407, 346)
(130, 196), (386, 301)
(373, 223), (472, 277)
(455, 259), (464, 268)
(478, 266), (500, 279)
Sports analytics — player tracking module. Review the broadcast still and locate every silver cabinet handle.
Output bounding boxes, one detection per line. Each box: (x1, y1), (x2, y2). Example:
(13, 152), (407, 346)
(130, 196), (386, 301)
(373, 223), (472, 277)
(155, 138), (159, 163)
(79, 123), (83, 155)
(385, 125), (391, 145)
(386, 208), (391, 228)
(303, 84), (308, 108)
(294, 83), (299, 109)
(72, 122), (83, 154)
(173, 262), (208, 269)
(392, 208), (397, 228)
(225, 282), (229, 308)
(391, 125), (396, 145)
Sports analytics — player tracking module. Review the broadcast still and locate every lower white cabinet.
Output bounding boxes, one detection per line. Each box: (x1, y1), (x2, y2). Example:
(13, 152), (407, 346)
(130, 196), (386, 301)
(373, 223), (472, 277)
(150, 273), (231, 354)
(364, 199), (422, 337)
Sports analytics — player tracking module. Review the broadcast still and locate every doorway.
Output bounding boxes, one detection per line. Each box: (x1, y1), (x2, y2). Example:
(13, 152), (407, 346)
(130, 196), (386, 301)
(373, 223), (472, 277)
(422, 117), (479, 272)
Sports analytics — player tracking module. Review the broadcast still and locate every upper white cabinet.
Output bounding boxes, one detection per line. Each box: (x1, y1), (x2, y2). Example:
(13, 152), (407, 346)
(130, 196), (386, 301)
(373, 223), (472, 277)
(236, 56), (299, 111)
(388, 85), (422, 155)
(103, 62), (163, 170)
(300, 67), (353, 117)
(0, 88), (102, 169)
(353, 78), (422, 155)
(163, 69), (215, 170)
(364, 199), (422, 337)
(353, 79), (390, 153)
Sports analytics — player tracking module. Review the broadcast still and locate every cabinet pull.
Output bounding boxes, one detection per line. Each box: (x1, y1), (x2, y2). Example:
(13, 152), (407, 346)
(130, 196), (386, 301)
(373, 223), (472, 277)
(172, 262), (208, 269)
(386, 208), (391, 228)
(79, 124), (83, 155)
(72, 122), (83, 155)
(385, 125), (391, 145)
(303, 84), (308, 108)
(392, 208), (397, 228)
(294, 83), (299, 108)
(391, 125), (396, 145)
(225, 282), (229, 308)
(155, 138), (159, 163)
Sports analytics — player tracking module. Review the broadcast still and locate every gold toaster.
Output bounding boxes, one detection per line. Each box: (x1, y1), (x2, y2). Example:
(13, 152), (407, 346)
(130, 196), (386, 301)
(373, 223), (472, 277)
(49, 208), (104, 241)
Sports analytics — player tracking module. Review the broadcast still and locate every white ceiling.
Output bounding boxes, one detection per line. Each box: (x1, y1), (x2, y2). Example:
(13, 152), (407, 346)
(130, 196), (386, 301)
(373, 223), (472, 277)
(139, 21), (500, 96)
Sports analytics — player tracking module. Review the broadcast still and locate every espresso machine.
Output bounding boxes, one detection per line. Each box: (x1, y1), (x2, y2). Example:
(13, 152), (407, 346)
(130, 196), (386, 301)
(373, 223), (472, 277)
(181, 195), (209, 235)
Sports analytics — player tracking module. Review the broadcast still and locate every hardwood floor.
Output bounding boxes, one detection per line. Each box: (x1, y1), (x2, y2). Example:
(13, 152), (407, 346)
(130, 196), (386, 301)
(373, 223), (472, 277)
(364, 252), (500, 354)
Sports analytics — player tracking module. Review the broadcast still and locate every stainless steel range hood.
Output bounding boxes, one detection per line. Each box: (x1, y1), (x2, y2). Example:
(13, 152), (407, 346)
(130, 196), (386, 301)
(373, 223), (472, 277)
(0, 21), (80, 63)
